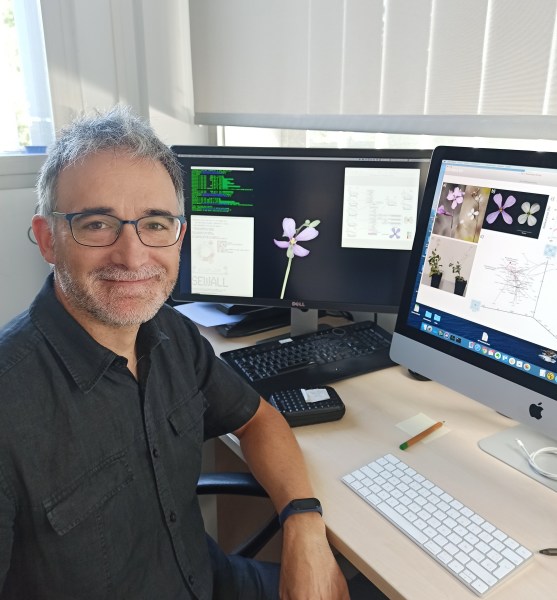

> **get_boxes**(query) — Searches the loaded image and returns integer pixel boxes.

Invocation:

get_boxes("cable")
[516,439,557,481]
[27,226,38,245]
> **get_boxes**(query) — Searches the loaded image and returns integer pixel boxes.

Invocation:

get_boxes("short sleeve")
[160,307,261,441]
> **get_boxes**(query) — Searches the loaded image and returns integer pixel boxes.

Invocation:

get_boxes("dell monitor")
[390,145,557,490]
[171,145,431,336]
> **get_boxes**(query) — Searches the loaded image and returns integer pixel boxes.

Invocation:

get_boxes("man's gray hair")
[36,105,184,216]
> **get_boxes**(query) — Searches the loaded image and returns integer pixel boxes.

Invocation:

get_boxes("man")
[0,107,349,599]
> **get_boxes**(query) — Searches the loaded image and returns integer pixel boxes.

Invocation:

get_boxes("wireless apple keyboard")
[342,453,533,596]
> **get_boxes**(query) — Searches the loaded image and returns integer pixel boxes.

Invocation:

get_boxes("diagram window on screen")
[341,167,420,251]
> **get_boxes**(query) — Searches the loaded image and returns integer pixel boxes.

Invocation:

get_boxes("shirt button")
[152,447,159,458]
[169,511,177,523]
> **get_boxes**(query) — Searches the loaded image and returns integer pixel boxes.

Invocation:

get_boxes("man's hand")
[279,513,350,600]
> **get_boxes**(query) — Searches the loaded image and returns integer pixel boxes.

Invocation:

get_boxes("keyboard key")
[376,502,428,544]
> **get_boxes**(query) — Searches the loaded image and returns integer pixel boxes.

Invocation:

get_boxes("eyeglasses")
[51,211,186,248]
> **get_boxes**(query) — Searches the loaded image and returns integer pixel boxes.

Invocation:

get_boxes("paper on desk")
[301,388,330,403]
[174,303,244,327]
[396,413,448,444]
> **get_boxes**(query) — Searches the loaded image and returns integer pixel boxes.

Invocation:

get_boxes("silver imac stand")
[479,425,557,492]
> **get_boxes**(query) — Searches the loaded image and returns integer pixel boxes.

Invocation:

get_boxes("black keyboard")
[220,320,395,398]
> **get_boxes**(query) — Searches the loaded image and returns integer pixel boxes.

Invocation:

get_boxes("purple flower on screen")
[437,206,452,216]
[486,193,516,225]
[273,217,319,257]
[447,187,464,209]
[274,217,320,298]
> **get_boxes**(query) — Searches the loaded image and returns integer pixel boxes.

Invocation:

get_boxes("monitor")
[171,145,431,335]
[390,145,557,490]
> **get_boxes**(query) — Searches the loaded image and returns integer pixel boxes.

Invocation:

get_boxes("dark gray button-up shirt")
[0,275,260,599]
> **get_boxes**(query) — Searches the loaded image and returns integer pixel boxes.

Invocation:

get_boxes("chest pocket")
[38,451,134,599]
[43,451,133,536]
[164,393,208,502]
[167,391,207,443]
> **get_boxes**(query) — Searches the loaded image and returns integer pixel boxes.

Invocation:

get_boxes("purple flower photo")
[447,186,464,209]
[274,217,320,299]
[486,193,516,225]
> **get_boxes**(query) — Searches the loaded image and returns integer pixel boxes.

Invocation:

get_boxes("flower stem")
[280,256,293,299]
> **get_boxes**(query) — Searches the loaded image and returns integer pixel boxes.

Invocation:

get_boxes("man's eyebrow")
[72,208,178,217]
[145,209,177,217]
[75,207,115,215]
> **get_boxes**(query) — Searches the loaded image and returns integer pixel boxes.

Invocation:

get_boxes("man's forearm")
[235,399,351,599]
[234,399,315,513]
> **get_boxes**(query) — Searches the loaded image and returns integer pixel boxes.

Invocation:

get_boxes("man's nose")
[108,222,149,267]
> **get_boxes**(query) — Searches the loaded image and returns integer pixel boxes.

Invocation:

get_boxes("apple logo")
[529,402,544,420]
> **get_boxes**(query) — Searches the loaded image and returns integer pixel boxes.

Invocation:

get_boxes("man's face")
[34,150,185,329]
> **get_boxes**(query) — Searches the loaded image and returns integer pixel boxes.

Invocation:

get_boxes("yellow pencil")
[399,421,444,450]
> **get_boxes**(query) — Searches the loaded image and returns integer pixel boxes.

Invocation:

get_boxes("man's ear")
[32,215,55,264]
[177,220,187,251]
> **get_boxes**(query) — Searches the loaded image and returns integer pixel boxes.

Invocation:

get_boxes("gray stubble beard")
[54,263,176,328]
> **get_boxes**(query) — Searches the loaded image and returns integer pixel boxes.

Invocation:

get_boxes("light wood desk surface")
[199,321,557,600]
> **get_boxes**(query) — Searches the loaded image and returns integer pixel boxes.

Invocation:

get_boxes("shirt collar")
[30,273,167,394]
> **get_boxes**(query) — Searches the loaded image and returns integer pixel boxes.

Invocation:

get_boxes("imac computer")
[390,145,557,490]
[171,145,431,337]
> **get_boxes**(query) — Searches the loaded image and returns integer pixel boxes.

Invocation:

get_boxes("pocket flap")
[167,394,207,436]
[43,452,133,536]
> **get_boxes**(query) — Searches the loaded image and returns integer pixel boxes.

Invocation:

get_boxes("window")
[0,0,54,154]
[220,127,557,153]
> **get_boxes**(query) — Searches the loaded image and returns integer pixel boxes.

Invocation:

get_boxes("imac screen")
[391,146,557,484]
[171,146,431,315]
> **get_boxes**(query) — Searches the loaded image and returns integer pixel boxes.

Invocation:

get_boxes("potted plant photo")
[428,248,443,288]
[449,260,467,296]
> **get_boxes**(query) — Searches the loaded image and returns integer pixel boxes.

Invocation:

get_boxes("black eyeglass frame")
[51,211,186,248]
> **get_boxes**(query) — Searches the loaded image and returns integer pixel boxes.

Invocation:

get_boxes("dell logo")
[291,301,306,308]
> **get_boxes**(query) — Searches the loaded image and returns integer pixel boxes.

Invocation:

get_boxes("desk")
[199,321,557,600]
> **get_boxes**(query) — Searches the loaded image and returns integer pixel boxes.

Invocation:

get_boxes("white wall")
[0,187,50,326]
[0,155,51,326]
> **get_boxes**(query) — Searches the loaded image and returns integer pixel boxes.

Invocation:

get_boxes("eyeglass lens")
[70,213,182,247]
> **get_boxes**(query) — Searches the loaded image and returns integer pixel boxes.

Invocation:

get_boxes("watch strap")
[278,497,323,527]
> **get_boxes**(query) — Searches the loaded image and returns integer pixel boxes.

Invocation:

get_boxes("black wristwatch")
[278,497,323,527]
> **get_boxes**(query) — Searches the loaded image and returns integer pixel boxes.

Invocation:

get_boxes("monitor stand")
[216,306,291,338]
[253,308,331,344]
[478,424,557,492]
[217,306,329,340]
[290,307,319,336]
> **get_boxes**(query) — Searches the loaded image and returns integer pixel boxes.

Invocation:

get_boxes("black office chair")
[196,472,280,558]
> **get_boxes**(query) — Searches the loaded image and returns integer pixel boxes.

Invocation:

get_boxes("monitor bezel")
[171,145,432,314]
[392,145,557,435]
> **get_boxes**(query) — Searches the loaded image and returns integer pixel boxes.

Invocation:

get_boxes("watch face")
[292,498,320,510]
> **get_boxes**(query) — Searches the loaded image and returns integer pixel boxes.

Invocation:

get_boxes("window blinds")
[189,0,557,139]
